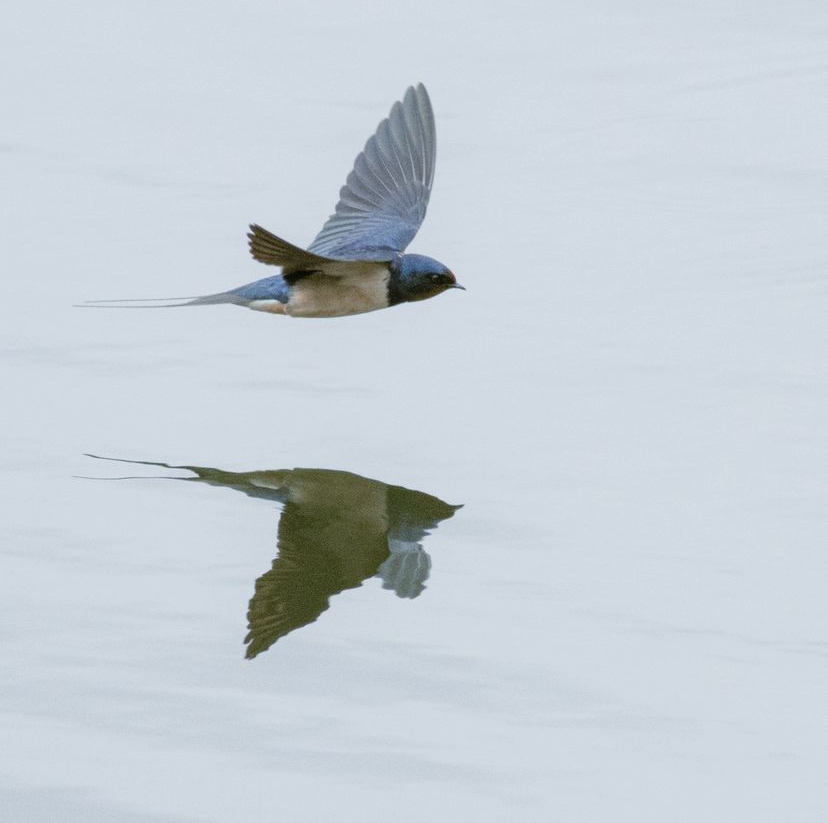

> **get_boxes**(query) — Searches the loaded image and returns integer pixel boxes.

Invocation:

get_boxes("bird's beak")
[450,283,466,290]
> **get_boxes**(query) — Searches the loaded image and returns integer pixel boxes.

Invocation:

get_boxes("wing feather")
[307,83,436,260]
[247,223,335,270]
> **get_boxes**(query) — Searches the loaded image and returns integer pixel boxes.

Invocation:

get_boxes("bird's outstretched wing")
[247,223,337,270]
[307,83,436,261]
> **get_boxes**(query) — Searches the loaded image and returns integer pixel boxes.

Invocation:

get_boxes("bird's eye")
[429,273,440,281]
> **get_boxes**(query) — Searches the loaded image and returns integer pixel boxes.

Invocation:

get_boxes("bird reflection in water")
[86,456,461,659]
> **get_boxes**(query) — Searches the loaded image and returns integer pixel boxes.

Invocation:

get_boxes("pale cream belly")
[248,300,287,314]
[285,265,391,318]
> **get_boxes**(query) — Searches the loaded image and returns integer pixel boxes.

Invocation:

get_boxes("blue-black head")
[389,254,464,305]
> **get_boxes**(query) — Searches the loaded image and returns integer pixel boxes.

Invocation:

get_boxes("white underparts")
[285,264,391,318]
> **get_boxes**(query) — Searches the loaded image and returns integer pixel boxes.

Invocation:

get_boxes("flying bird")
[83,84,462,318]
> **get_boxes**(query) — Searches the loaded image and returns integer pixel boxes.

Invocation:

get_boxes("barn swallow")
[82,84,462,318]
[85,455,461,657]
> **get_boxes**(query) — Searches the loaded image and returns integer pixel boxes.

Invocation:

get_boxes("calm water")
[2,1,827,820]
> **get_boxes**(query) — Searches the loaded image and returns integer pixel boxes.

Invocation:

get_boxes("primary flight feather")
[83,84,462,318]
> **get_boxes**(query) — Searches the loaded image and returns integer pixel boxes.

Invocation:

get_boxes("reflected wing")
[307,84,436,261]
[244,499,389,658]
[376,539,432,599]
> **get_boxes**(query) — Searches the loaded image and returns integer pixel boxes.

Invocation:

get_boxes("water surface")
[2,1,827,820]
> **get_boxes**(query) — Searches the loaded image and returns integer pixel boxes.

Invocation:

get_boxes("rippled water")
[2,1,827,820]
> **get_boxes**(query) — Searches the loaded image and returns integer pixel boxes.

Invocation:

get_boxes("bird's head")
[394,254,464,303]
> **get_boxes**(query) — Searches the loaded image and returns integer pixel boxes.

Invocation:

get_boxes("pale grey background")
[1,1,826,820]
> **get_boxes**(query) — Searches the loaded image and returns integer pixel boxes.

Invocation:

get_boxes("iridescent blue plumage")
[388,254,459,306]
[227,275,290,303]
[81,84,461,318]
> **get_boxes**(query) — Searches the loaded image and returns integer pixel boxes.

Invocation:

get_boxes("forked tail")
[75,292,242,309]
